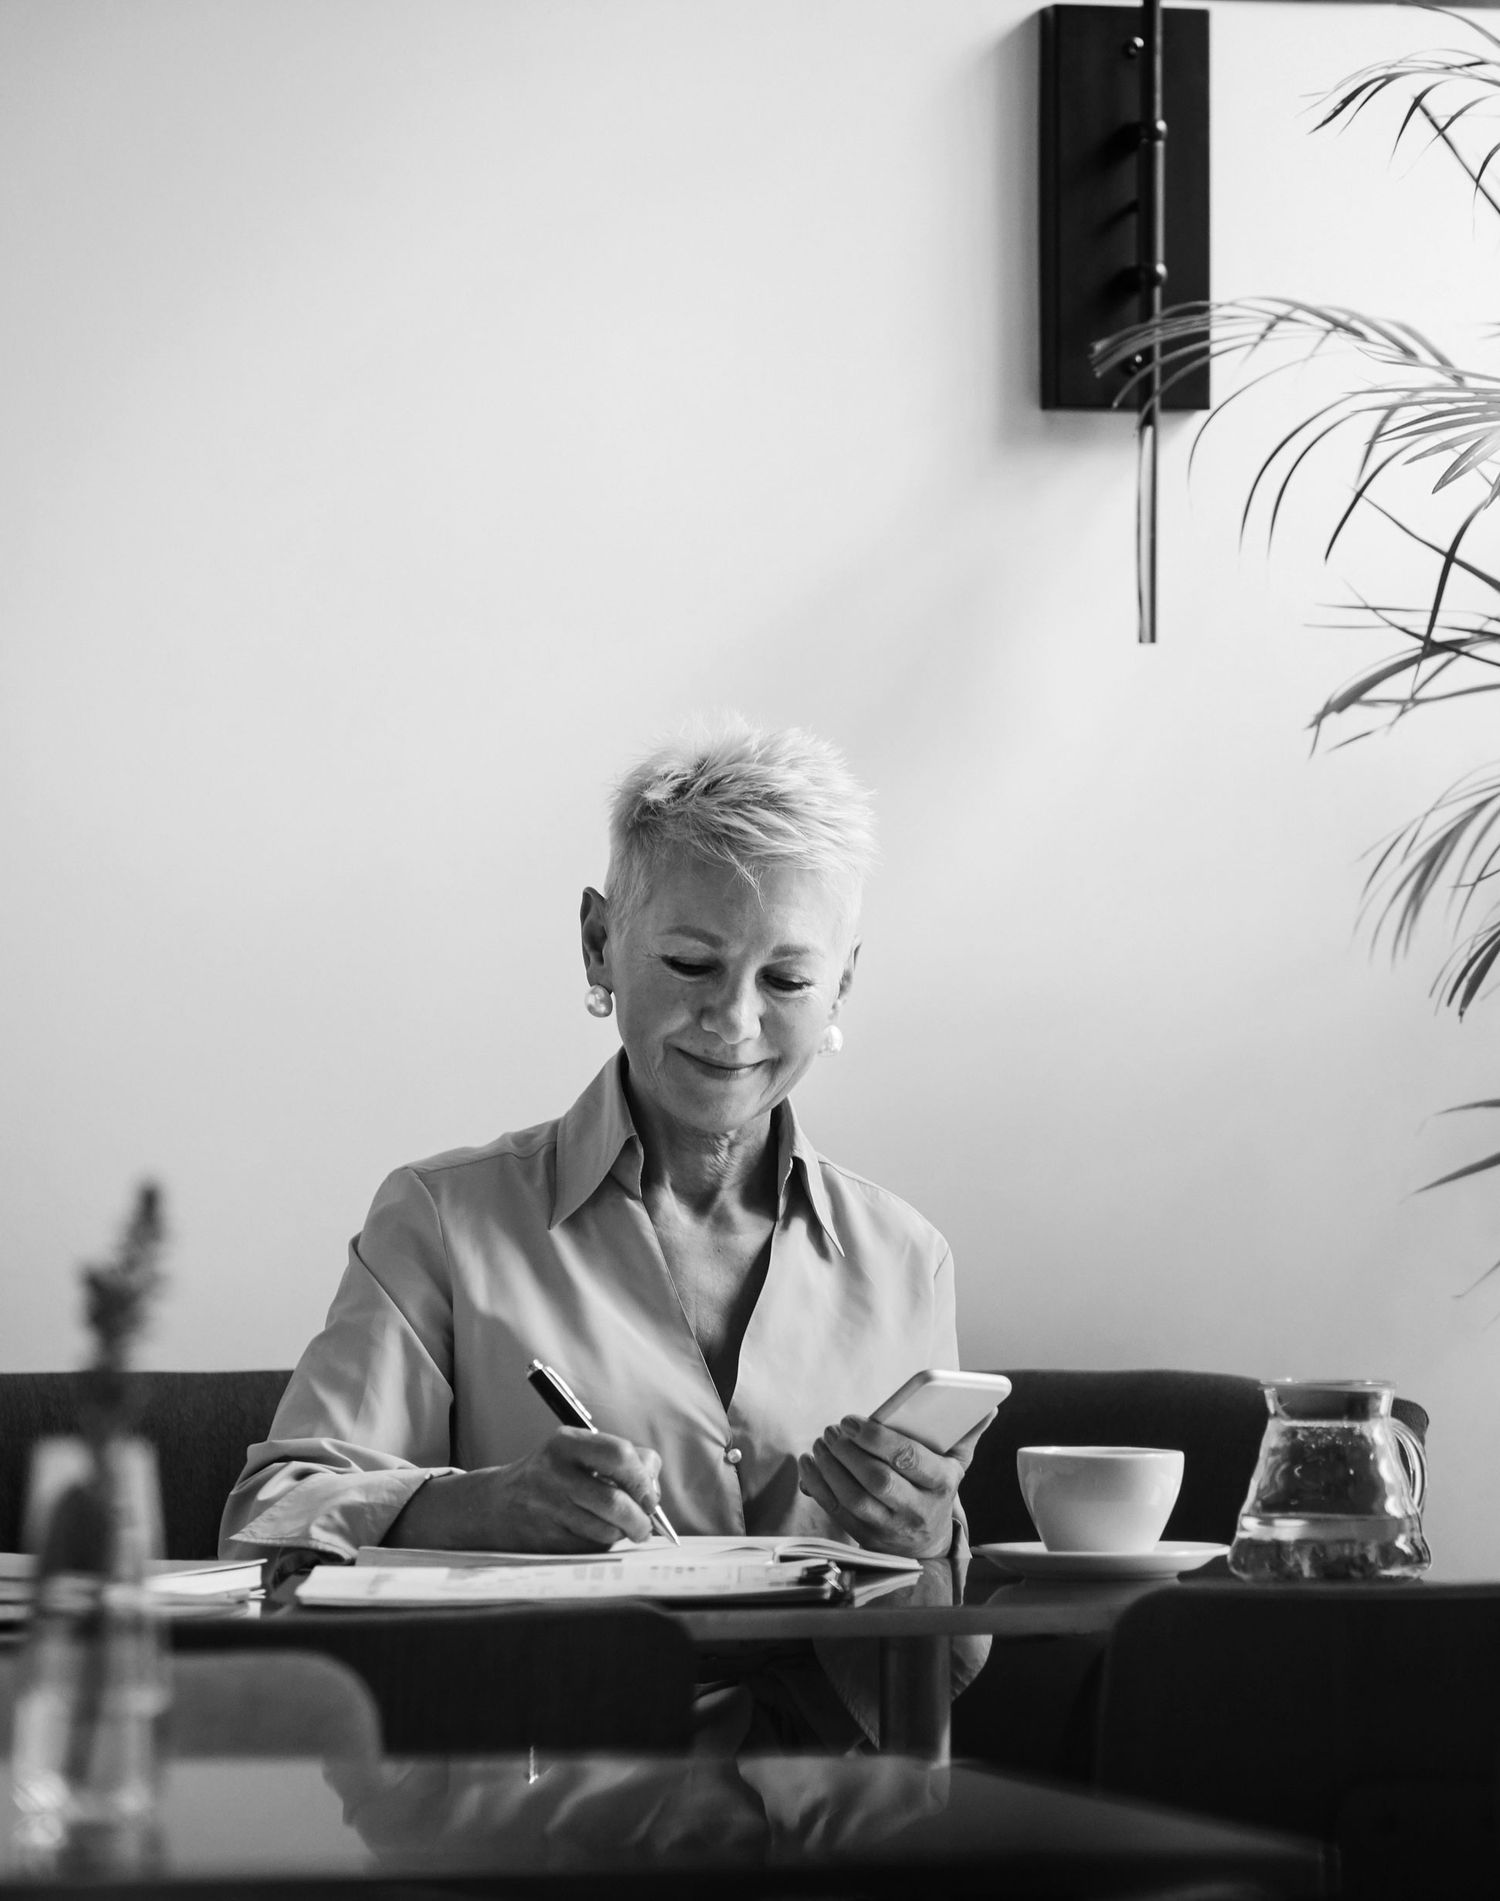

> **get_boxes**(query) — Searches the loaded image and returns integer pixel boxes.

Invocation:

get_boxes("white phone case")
[871,1369,1012,1454]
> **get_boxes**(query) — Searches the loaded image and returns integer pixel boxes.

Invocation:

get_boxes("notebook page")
[301,1558,842,1606]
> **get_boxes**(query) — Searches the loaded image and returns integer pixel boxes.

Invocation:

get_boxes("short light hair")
[605,716,877,925]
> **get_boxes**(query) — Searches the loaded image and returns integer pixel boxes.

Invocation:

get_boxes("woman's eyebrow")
[661,925,722,945]
[660,924,818,959]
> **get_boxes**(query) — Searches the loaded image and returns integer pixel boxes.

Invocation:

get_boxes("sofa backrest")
[0,1370,291,1559]
[1,1364,1429,1561]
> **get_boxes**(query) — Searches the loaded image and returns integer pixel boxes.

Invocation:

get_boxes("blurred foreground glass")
[10,1436,168,1875]
[1229,1380,1429,1582]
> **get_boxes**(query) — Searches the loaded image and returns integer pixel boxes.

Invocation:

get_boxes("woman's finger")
[552,1428,661,1520]
[796,1455,856,1530]
[809,1438,892,1525]
[833,1416,951,1492]
[579,1470,655,1541]
[799,1449,951,1557]
[519,1472,633,1550]
[815,1428,903,1505]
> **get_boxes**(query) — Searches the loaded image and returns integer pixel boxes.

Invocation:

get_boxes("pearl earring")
[585,984,614,1019]
[818,1024,844,1056]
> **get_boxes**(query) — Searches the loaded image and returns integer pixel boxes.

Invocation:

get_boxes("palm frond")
[1294,513,1500,739]
[1097,14,1500,1241]
[1415,7,1500,61]
[1095,16,1500,1234]
[1438,917,1500,1016]
[1419,1146,1500,1192]
[1094,303,1500,534]
[1360,768,1500,969]
[1422,493,1498,649]
[1358,492,1500,597]
[1326,444,1411,556]
[1311,629,1494,736]
[1315,44,1500,159]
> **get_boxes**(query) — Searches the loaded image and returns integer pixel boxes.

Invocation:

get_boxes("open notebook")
[353,1535,919,1574]
[294,1536,922,1609]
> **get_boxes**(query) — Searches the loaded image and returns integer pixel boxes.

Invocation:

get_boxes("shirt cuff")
[221,1466,456,1562]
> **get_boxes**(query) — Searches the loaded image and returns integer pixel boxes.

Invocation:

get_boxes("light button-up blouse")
[222,1055,968,1567]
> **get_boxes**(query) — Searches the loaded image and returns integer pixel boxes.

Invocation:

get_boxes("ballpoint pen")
[526,1357,682,1546]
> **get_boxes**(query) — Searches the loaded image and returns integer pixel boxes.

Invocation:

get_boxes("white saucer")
[974,1540,1228,1581]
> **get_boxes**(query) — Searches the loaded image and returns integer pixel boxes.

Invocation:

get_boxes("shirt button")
[724,1445,743,1466]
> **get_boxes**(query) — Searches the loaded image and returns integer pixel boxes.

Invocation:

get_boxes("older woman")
[221,720,989,1737]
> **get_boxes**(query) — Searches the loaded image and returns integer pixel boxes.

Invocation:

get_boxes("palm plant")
[1093,7,1500,1229]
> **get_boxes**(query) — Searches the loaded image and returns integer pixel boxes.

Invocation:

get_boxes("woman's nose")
[701,975,760,1044]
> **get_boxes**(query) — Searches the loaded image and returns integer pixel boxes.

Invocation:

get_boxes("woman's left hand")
[796,1411,996,1559]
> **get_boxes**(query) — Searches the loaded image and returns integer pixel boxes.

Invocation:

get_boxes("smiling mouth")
[678,1050,763,1077]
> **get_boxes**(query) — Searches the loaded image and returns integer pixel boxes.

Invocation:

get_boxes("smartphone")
[871,1369,1012,1455]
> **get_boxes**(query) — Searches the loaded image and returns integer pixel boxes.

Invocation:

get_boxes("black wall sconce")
[1039,2,1211,642]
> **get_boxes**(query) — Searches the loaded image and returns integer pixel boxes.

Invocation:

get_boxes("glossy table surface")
[673,1550,1170,1642]
[0,1554,1215,1767]
[0,1751,1329,1898]
[0,1552,1164,1642]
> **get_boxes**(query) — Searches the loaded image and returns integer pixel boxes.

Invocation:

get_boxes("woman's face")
[585,853,858,1142]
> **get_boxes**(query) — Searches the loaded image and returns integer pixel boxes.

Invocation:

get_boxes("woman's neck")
[626,1084,780,1223]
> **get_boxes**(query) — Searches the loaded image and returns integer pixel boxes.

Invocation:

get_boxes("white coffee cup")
[1017,1445,1185,1554]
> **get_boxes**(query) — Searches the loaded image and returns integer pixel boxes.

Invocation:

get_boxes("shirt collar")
[551,1052,844,1255]
[775,1093,845,1257]
[551,1054,643,1228]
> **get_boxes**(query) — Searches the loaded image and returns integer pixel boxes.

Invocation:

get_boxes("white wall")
[4,0,1497,1569]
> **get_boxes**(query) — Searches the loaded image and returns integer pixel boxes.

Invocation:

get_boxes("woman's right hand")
[385,1428,665,1554]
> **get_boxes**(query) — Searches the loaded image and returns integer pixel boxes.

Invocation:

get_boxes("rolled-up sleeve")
[219,1168,462,1559]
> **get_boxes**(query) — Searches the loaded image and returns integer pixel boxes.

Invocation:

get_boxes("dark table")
[0,1750,1330,1898]
[2,1549,1186,1764]
[673,1551,1170,1758]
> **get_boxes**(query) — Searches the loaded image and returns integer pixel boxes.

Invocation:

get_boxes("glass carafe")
[1228,1379,1429,1581]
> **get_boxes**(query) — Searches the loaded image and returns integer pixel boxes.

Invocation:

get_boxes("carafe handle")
[1393,1418,1427,1511]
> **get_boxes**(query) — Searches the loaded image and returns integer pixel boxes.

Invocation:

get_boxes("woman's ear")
[835,939,861,1008]
[579,887,611,985]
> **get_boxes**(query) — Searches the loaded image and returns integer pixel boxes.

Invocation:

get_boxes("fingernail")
[840,1416,858,1432]
[826,1423,842,1441]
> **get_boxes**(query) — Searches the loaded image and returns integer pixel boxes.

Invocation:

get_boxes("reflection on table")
[0,1749,1329,1898]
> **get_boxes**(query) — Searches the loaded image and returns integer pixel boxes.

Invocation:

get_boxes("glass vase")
[10,1435,169,1875]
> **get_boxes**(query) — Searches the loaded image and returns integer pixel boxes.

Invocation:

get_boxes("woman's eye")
[664,958,713,977]
[766,975,813,994]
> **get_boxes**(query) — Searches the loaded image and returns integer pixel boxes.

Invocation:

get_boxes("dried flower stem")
[78,1183,165,1440]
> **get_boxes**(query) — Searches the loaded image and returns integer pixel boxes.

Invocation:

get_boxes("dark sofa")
[0,1365,1428,1561]
[0,1369,291,1559]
